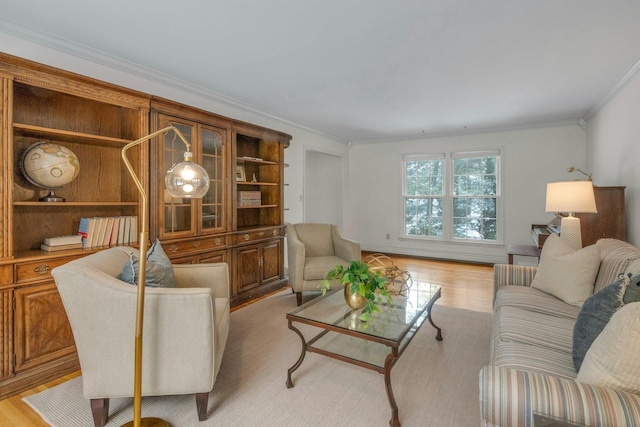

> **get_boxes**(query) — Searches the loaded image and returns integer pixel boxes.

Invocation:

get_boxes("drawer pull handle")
[259,232,264,237]
[243,234,250,241]
[193,241,200,247]
[34,264,51,275]
[169,245,178,253]
[272,230,278,236]
[214,238,221,245]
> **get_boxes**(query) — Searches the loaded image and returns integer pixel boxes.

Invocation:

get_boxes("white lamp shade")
[545,181,597,214]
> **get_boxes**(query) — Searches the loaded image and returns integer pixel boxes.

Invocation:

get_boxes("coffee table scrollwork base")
[286,284,442,427]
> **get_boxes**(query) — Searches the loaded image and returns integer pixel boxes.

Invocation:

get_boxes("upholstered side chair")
[287,223,361,305]
[51,246,230,427]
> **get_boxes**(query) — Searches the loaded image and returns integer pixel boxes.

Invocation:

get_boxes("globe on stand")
[21,141,80,202]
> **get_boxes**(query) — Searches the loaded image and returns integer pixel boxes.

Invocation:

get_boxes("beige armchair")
[51,246,230,427]
[287,223,361,305]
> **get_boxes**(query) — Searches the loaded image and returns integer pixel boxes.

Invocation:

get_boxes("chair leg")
[196,392,209,421]
[90,398,109,427]
[296,292,302,306]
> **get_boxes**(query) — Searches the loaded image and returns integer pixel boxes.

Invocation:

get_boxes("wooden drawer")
[163,236,228,257]
[0,265,13,287]
[14,257,78,284]
[235,228,283,245]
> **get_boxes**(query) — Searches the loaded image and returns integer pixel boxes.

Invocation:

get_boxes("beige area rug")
[24,290,492,427]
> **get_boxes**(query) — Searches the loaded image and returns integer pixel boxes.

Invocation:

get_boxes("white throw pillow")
[577,302,640,393]
[531,234,600,306]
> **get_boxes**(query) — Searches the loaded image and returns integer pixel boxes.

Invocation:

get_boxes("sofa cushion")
[577,302,640,393]
[573,273,640,372]
[493,341,577,379]
[121,239,175,288]
[304,256,349,280]
[594,238,640,293]
[480,366,640,427]
[494,285,580,319]
[531,234,600,307]
[492,306,576,355]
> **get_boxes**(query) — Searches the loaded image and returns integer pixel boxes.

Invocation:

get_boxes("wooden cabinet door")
[199,125,227,235]
[14,283,76,373]
[235,245,261,294]
[0,289,13,381]
[199,250,228,265]
[157,117,198,239]
[261,239,282,284]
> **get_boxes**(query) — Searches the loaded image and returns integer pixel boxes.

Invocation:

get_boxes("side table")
[507,244,540,265]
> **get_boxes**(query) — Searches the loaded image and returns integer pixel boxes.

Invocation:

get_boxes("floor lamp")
[545,181,597,250]
[121,125,210,427]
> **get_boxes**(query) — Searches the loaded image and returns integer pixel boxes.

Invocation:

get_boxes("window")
[404,156,444,237]
[403,151,500,242]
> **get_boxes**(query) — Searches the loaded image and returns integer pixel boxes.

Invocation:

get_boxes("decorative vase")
[344,284,367,309]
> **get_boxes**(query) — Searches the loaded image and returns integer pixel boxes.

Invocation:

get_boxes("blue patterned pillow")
[121,239,175,288]
[573,273,640,372]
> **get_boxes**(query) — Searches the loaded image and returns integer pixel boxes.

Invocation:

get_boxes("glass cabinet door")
[162,121,195,236]
[200,126,225,233]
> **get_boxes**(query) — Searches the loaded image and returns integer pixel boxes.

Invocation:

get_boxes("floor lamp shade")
[545,181,598,250]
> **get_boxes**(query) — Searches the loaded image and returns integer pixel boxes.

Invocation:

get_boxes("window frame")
[402,154,446,239]
[401,150,503,244]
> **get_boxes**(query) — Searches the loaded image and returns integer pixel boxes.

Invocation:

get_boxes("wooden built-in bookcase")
[0,52,290,399]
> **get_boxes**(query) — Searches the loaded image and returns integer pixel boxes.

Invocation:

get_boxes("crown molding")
[582,56,640,121]
[0,19,349,144]
[349,119,580,145]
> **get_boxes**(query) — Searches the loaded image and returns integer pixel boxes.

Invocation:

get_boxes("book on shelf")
[238,190,261,206]
[109,217,121,246]
[130,216,138,244]
[84,218,96,248]
[123,216,132,245]
[78,215,138,249]
[77,218,90,242]
[41,242,83,252]
[44,234,83,246]
[101,217,115,247]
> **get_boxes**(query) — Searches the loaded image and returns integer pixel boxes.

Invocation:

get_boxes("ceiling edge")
[582,56,640,122]
[350,119,581,145]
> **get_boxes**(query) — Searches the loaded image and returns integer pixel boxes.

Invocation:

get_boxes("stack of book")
[78,216,138,249]
[238,191,261,206]
[41,235,84,252]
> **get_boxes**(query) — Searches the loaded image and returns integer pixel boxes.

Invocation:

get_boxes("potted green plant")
[319,260,392,322]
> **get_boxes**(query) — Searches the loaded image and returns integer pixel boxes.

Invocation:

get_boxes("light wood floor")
[0,254,494,427]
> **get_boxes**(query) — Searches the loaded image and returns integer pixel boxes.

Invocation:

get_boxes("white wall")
[303,151,344,227]
[586,71,640,246]
[348,125,587,264]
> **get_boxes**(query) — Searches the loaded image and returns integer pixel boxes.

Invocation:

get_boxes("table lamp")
[121,125,210,427]
[545,181,597,250]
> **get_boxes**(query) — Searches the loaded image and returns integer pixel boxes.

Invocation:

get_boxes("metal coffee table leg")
[286,320,307,388]
[426,288,443,341]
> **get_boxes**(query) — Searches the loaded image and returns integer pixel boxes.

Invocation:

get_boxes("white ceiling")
[2,1,640,143]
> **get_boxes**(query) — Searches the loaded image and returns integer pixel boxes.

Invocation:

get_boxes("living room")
[1,2,640,426]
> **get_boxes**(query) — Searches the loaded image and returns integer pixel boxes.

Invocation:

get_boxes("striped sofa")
[480,238,640,427]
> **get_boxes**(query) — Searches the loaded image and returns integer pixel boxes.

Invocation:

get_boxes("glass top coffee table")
[286,282,442,427]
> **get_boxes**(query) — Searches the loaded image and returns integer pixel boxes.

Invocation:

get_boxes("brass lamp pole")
[121,125,210,427]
